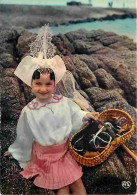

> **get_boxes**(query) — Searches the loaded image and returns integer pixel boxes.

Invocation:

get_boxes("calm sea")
[28,18,137,42]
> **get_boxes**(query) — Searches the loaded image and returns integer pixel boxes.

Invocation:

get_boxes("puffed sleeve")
[67,98,87,134]
[8,108,34,163]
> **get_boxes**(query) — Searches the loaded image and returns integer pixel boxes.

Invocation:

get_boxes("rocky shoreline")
[0,4,136,29]
[1,27,137,194]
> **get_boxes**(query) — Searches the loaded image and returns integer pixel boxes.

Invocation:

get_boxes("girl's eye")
[46,83,52,86]
[35,82,41,85]
[46,83,53,86]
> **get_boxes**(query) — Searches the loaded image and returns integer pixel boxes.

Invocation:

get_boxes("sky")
[0,0,136,8]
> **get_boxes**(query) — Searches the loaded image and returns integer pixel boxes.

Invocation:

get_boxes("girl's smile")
[31,73,55,103]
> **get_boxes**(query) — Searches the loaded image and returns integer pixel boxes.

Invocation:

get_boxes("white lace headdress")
[14,24,66,86]
[55,71,90,109]
[14,24,89,109]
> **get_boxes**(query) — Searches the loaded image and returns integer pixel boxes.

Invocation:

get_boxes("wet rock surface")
[1,28,137,194]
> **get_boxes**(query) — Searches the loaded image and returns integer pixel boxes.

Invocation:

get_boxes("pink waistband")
[33,137,69,155]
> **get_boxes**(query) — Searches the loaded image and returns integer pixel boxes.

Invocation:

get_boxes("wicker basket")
[69,109,134,167]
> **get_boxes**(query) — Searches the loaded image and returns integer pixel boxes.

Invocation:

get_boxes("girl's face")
[32,73,55,103]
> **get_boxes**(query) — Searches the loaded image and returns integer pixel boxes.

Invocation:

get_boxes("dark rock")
[94,68,121,89]
[60,55,75,72]
[85,87,137,130]
[70,55,99,89]
[89,52,136,107]
[85,87,106,105]
[82,152,136,194]
[52,34,75,55]
[74,40,104,54]
[1,74,26,119]
[86,87,131,110]
[17,30,35,58]
[78,54,98,71]
[66,30,88,43]
[0,53,17,68]
[0,28,19,56]
[2,68,15,77]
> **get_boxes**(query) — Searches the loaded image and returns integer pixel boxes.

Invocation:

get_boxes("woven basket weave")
[69,109,134,167]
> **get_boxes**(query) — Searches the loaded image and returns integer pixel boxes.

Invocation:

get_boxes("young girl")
[4,26,99,194]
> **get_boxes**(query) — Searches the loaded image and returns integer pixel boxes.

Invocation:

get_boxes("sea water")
[29,18,137,42]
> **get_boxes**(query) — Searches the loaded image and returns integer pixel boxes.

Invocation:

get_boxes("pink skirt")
[20,138,82,190]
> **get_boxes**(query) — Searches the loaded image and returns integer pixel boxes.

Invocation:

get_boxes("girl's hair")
[32,68,55,82]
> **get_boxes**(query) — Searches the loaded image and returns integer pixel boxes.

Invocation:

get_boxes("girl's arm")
[68,98,87,132]
[68,98,99,134]
[7,109,34,164]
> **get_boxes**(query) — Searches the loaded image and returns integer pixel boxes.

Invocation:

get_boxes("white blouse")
[8,95,87,163]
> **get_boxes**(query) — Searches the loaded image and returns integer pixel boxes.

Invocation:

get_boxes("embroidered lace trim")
[29,24,56,59]
[27,94,63,110]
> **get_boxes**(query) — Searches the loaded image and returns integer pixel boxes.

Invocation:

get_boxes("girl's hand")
[86,112,99,120]
[4,151,13,159]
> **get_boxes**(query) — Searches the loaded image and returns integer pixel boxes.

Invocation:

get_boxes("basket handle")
[74,99,116,138]
[95,119,116,139]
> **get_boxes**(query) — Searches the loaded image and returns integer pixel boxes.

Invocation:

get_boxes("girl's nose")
[40,85,48,92]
